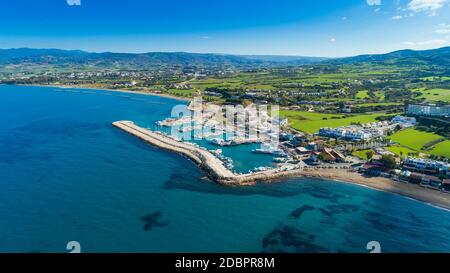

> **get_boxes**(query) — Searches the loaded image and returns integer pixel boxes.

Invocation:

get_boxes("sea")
[0,84,449,253]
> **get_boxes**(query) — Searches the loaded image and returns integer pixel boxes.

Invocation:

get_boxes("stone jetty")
[113,121,303,185]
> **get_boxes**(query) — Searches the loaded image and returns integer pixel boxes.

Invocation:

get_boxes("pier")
[113,121,304,185]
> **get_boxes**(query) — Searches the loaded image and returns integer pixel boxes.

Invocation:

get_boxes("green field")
[280,110,386,133]
[388,128,443,151]
[429,140,450,159]
[352,149,373,160]
[167,89,197,97]
[356,102,401,107]
[374,91,385,101]
[356,90,369,99]
[387,145,418,157]
[415,88,450,102]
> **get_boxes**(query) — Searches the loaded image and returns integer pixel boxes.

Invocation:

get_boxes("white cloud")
[367,0,382,5]
[392,15,403,19]
[330,38,336,43]
[374,7,381,12]
[342,16,348,20]
[201,36,211,40]
[67,0,81,6]
[403,39,447,47]
[435,23,450,34]
[407,0,447,15]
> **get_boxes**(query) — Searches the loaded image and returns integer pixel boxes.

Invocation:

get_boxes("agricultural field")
[421,76,450,81]
[429,140,450,159]
[388,128,444,151]
[279,110,387,133]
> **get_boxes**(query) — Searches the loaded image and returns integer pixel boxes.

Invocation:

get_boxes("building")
[406,103,450,118]
[419,174,442,190]
[320,148,347,163]
[359,162,386,176]
[403,157,449,175]
[442,180,450,193]
[391,116,416,127]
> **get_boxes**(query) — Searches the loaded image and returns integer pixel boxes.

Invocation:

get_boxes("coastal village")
[115,97,450,202]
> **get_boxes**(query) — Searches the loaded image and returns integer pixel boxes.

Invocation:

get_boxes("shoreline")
[15,83,192,102]
[283,168,450,211]
[8,84,449,211]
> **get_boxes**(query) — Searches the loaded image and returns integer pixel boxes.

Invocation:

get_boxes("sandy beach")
[20,83,192,102]
[285,168,450,211]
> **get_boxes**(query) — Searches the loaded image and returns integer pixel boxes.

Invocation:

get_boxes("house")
[320,148,347,163]
[401,171,443,189]
[442,180,450,193]
[296,147,313,155]
[419,174,442,190]
[360,162,386,176]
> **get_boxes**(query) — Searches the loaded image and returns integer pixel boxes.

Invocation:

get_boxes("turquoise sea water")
[0,85,449,253]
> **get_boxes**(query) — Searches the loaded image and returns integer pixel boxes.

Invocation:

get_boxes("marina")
[113,121,305,184]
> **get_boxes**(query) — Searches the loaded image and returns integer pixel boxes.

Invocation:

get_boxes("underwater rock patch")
[140,211,168,231]
[289,205,315,219]
[262,225,328,253]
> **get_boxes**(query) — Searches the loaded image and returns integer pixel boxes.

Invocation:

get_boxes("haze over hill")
[0,46,449,73]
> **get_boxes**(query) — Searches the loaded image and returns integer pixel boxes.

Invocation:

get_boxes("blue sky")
[1,0,450,57]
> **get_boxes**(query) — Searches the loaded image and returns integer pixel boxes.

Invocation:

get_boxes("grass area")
[388,128,443,151]
[167,89,197,97]
[356,90,369,99]
[356,102,402,107]
[280,110,386,133]
[374,91,385,101]
[387,145,418,157]
[352,149,373,160]
[415,88,450,102]
[429,140,450,159]
[421,76,450,81]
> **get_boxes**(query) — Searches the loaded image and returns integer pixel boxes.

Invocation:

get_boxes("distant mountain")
[327,46,450,66]
[0,48,327,71]
[1,47,449,73]
[239,55,329,64]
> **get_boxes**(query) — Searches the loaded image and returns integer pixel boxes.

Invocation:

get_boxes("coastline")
[113,120,450,211]
[285,168,450,211]
[8,84,449,211]
[16,83,192,102]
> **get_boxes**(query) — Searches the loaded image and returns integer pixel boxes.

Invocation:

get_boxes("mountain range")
[0,46,449,72]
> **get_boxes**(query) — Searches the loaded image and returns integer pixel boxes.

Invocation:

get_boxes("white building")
[391,116,416,127]
[406,104,449,117]
[404,157,450,173]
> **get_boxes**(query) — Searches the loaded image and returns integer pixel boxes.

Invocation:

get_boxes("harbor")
[113,121,305,185]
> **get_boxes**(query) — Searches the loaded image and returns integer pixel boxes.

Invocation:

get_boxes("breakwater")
[113,121,304,184]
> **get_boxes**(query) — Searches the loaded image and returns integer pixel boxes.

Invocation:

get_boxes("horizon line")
[0,45,449,59]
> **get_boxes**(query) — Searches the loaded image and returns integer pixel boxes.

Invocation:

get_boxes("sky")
[1,0,450,57]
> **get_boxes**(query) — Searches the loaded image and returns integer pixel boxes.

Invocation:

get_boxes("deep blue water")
[0,85,449,253]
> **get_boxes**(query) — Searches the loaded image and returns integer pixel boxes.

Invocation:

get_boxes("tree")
[366,150,375,161]
[242,99,253,107]
[381,154,397,170]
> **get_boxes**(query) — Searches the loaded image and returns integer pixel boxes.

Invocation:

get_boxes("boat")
[273,157,287,163]
[253,166,270,172]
